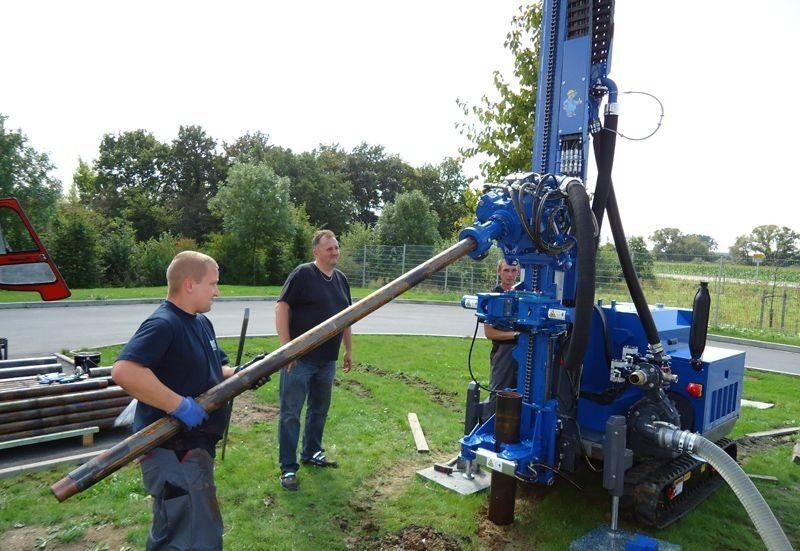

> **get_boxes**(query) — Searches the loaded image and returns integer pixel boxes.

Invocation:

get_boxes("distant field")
[655,260,800,284]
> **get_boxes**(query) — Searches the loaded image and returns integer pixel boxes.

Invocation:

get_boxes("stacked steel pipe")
[0,355,131,444]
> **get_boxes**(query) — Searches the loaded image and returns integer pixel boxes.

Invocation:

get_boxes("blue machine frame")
[456,0,745,487]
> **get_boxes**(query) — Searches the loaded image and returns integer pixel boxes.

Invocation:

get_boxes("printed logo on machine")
[562,89,583,118]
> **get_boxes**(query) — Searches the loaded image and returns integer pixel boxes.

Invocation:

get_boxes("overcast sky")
[2,0,798,250]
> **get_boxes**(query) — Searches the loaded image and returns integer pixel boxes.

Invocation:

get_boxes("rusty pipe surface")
[0,396,132,424]
[0,406,126,435]
[51,237,477,501]
[0,416,118,443]
[0,379,110,401]
[0,387,129,414]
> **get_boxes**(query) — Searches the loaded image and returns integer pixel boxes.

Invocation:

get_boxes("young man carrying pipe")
[111,251,235,551]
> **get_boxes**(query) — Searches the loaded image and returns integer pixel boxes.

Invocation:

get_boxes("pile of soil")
[364,525,464,551]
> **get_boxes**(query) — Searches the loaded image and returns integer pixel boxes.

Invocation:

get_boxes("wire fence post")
[362,245,367,287]
[713,257,723,327]
[444,265,449,292]
[780,289,788,331]
[401,244,406,276]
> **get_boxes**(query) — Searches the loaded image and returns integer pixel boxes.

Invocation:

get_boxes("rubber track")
[622,438,737,529]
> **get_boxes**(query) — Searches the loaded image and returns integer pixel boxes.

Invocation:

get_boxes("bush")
[133,233,179,286]
[47,203,104,288]
[99,220,137,287]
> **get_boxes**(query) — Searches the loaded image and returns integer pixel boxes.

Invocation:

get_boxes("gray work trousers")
[140,447,222,551]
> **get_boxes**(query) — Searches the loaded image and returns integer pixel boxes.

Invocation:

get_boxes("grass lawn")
[1,336,798,550]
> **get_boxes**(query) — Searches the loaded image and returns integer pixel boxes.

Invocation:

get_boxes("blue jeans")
[278,358,336,472]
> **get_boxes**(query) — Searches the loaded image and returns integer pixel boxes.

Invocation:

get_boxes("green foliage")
[203,232,264,285]
[164,125,228,241]
[649,227,717,261]
[595,242,622,285]
[375,190,440,247]
[347,142,414,226]
[133,233,179,287]
[0,114,62,230]
[408,157,472,239]
[456,4,543,181]
[46,203,104,288]
[730,224,800,264]
[209,161,293,284]
[628,236,654,279]
[98,220,137,287]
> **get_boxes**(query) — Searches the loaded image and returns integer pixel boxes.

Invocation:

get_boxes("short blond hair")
[166,251,218,294]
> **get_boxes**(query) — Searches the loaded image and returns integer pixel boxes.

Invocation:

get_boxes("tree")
[628,236,654,279]
[347,142,414,226]
[456,4,543,181]
[409,157,472,239]
[649,228,716,261]
[209,162,293,284]
[0,114,62,229]
[375,190,440,246]
[98,220,138,286]
[164,125,228,241]
[47,203,104,288]
[730,225,800,264]
[89,130,169,217]
[224,131,272,165]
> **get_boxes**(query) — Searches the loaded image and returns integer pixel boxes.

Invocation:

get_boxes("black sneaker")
[280,471,299,491]
[301,451,338,468]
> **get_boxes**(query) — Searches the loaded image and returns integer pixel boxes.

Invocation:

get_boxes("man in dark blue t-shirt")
[112,251,235,551]
[484,258,521,400]
[275,229,352,491]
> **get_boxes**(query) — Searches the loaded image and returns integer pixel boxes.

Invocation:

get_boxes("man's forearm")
[343,327,352,353]
[275,301,292,346]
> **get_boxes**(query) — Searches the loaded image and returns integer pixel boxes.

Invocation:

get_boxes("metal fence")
[337,244,800,336]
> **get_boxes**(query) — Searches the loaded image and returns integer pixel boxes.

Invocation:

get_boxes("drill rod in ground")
[51,237,477,502]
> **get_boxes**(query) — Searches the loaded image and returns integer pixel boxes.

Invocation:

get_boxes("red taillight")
[686,383,703,398]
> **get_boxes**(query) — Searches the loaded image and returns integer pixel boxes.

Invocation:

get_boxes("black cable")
[523,463,583,490]
[467,319,494,394]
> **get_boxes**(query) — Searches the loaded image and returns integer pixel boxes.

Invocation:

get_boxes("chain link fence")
[337,244,800,336]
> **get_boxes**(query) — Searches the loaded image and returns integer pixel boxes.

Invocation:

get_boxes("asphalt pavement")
[2,298,798,375]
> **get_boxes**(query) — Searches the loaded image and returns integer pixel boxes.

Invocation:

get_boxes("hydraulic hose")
[590,112,618,235]
[605,184,663,357]
[562,180,596,376]
[651,426,794,551]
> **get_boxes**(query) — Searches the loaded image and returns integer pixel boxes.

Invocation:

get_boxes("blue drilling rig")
[454,0,757,534]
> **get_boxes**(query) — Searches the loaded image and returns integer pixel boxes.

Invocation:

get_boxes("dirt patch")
[230,390,279,427]
[1,522,132,551]
[736,434,798,462]
[359,363,459,410]
[362,525,464,551]
[334,377,374,399]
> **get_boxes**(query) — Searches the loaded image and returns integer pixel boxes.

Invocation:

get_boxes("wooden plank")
[744,427,800,439]
[0,449,105,480]
[747,474,778,482]
[740,399,775,410]
[0,426,99,450]
[407,413,429,453]
[792,442,800,465]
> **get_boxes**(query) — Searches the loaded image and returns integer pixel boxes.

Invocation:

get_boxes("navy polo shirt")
[117,301,229,445]
[278,262,351,361]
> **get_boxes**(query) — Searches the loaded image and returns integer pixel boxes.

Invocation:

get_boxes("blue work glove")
[169,396,208,429]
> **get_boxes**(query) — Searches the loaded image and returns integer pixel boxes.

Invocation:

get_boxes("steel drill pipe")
[0,356,56,368]
[0,387,129,414]
[0,396,132,424]
[51,237,477,502]
[0,364,61,379]
[0,416,119,443]
[0,379,110,401]
[0,406,126,435]
[87,367,113,378]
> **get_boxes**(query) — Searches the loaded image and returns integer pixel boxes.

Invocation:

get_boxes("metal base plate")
[570,525,681,551]
[416,465,491,495]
